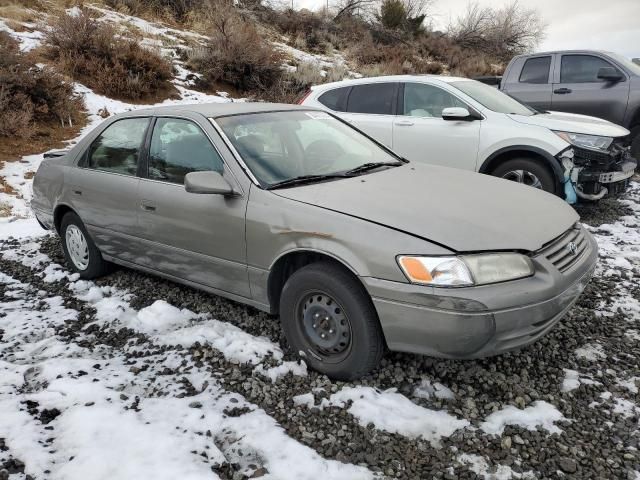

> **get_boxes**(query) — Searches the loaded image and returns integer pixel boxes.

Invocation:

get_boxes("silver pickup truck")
[498,50,640,161]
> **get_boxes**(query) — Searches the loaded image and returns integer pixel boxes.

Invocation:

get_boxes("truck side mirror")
[597,67,623,83]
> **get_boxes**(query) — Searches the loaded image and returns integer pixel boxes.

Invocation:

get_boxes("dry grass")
[43,8,177,102]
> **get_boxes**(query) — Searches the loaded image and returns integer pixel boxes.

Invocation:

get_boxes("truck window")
[347,83,396,115]
[560,55,623,83]
[519,56,551,84]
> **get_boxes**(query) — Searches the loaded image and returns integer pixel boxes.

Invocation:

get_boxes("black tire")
[279,262,384,380]
[60,212,110,279]
[491,157,558,195]
[630,125,640,161]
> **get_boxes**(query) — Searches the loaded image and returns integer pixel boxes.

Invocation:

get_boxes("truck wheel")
[630,126,640,160]
[491,158,557,195]
[279,262,384,380]
[60,212,110,279]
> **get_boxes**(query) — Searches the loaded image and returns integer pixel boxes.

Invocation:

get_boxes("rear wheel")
[279,262,384,380]
[491,157,557,195]
[60,212,110,279]
[630,125,640,161]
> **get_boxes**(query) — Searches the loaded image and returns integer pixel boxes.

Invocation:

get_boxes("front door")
[552,54,630,123]
[136,117,249,297]
[67,116,149,262]
[503,55,553,111]
[392,82,481,171]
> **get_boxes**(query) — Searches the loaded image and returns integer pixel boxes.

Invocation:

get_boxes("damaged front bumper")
[558,142,637,202]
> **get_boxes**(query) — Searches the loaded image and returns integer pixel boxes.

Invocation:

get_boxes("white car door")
[392,82,481,171]
[339,82,398,149]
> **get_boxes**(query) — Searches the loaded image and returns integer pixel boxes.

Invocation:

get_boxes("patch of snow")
[480,401,566,435]
[458,454,536,479]
[326,386,469,445]
[561,369,601,392]
[575,343,606,361]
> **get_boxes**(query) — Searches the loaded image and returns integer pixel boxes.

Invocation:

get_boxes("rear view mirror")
[185,171,234,195]
[597,67,623,82]
[442,107,474,121]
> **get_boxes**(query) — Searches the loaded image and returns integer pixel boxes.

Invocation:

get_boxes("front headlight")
[397,253,534,287]
[553,131,613,152]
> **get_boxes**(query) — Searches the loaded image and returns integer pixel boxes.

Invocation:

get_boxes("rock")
[558,458,578,473]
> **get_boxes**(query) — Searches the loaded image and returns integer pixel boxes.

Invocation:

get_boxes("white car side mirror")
[442,107,473,121]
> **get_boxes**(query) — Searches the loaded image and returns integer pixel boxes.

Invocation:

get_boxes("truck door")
[551,53,630,122]
[502,55,553,111]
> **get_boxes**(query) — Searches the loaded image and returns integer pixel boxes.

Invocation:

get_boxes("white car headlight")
[398,253,534,287]
[553,131,613,152]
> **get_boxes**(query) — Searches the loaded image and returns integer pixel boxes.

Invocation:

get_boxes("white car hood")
[508,111,629,138]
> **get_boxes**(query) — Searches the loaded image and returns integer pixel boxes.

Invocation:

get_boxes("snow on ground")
[480,401,566,435]
[457,454,536,480]
[561,368,601,392]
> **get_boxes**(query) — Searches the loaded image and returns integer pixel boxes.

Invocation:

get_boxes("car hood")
[272,163,578,252]
[508,111,629,137]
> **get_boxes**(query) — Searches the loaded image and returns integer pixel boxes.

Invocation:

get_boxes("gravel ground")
[1,187,639,480]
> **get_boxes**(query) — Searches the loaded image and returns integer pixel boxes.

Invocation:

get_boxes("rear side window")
[318,87,348,111]
[87,117,149,176]
[347,83,396,115]
[519,56,551,84]
[560,55,622,83]
[148,118,224,184]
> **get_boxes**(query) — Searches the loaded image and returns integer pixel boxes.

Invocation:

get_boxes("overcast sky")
[291,0,640,59]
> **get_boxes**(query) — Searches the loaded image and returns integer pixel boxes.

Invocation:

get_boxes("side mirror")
[597,67,623,82]
[185,171,235,195]
[442,107,475,121]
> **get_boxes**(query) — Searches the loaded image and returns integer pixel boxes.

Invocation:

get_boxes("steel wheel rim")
[502,169,543,189]
[298,291,352,362]
[65,225,89,270]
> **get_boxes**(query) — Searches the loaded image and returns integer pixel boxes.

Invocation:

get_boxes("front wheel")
[491,157,558,195]
[279,262,384,380]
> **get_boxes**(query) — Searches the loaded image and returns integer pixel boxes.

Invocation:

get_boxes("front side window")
[347,83,396,115]
[87,117,149,175]
[519,56,551,84]
[216,111,400,186]
[148,118,224,184]
[560,55,622,83]
[403,83,467,118]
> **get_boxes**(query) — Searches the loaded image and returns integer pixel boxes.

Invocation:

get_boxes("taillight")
[296,89,312,105]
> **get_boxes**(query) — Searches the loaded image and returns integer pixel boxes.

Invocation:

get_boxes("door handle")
[395,120,414,126]
[72,190,82,195]
[141,203,156,212]
[553,88,572,94]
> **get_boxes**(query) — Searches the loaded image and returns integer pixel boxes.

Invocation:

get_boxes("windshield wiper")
[265,174,348,190]
[342,161,404,176]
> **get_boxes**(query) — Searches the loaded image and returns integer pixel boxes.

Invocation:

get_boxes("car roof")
[513,50,614,58]
[114,102,318,119]
[310,75,470,91]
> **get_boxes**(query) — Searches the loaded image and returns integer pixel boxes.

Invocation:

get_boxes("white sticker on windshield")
[305,112,332,120]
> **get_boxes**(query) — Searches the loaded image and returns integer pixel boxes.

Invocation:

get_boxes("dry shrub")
[187,5,282,93]
[44,9,174,101]
[0,32,83,139]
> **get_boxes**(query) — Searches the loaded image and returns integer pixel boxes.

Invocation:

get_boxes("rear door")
[551,53,630,122]
[67,116,149,262]
[340,82,398,148]
[136,116,250,297]
[503,55,554,111]
[392,82,480,171]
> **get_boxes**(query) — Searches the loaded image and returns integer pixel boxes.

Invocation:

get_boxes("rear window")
[346,83,396,115]
[519,56,551,84]
[318,87,348,111]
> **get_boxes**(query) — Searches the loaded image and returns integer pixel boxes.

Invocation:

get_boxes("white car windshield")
[214,111,402,188]
[451,80,536,116]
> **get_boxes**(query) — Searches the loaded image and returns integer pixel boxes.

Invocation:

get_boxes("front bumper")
[573,143,637,198]
[363,228,598,359]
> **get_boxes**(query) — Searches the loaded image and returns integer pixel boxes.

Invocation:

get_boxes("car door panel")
[392,82,481,171]
[135,116,250,297]
[552,54,630,122]
[503,55,554,110]
[341,83,398,148]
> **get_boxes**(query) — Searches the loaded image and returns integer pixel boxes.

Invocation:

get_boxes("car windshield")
[214,111,401,187]
[607,52,640,76]
[451,80,536,116]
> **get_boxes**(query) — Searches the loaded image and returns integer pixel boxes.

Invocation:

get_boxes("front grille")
[537,225,588,273]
